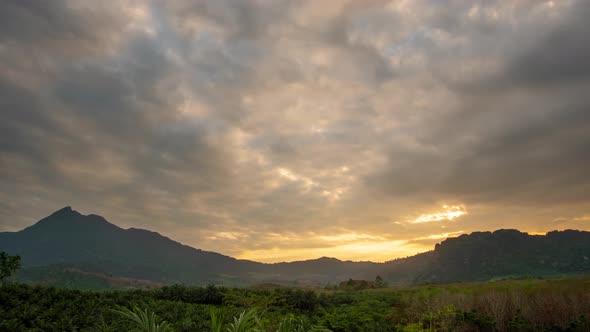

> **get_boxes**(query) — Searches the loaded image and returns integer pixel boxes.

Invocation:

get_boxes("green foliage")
[226,309,260,332]
[1,277,589,332]
[210,306,225,332]
[507,309,530,332]
[158,284,225,304]
[320,298,393,332]
[277,315,332,332]
[461,309,495,331]
[416,229,590,284]
[17,265,113,289]
[395,323,427,332]
[346,279,354,287]
[91,317,117,332]
[114,306,174,332]
[375,275,387,288]
[567,314,590,332]
[277,316,306,332]
[284,289,318,312]
[0,252,21,284]
[421,305,459,332]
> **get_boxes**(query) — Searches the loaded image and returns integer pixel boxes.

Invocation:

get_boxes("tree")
[210,306,225,332]
[374,275,386,288]
[346,278,354,287]
[113,306,174,332]
[226,309,260,332]
[0,252,21,284]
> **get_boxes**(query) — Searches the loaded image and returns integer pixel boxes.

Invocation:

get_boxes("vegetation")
[1,277,589,332]
[210,306,225,332]
[0,252,20,284]
[226,309,260,332]
[412,230,590,284]
[114,306,174,332]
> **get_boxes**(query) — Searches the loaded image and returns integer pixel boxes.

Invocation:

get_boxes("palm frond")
[276,315,332,332]
[210,306,225,332]
[113,306,174,332]
[276,316,305,332]
[226,309,260,332]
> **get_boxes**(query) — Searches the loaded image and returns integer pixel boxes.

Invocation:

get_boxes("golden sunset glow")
[412,231,465,241]
[526,231,548,236]
[226,230,439,263]
[237,238,425,263]
[412,205,468,224]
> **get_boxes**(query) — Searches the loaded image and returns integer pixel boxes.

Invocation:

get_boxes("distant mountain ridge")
[1,207,270,285]
[1,207,589,288]
[414,228,590,283]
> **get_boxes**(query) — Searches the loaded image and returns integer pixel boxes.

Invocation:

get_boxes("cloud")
[411,205,467,224]
[1,0,589,262]
[365,1,590,207]
[507,1,590,86]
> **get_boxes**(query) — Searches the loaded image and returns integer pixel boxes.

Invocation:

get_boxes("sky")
[1,0,589,263]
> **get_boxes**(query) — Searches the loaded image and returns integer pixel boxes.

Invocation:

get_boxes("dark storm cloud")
[508,1,590,85]
[1,0,589,261]
[0,0,114,44]
[367,0,590,207]
[368,88,590,205]
[165,0,292,39]
[0,0,236,230]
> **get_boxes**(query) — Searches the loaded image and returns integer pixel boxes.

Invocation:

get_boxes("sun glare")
[412,204,467,224]
[237,239,423,263]
[412,231,464,241]
[236,232,430,263]
[574,215,590,222]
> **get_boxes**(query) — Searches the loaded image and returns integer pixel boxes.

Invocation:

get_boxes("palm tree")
[210,306,225,332]
[226,309,260,332]
[276,315,332,332]
[277,316,306,332]
[113,306,174,332]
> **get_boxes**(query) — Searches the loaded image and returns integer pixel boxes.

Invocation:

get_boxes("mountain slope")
[1,207,589,287]
[0,207,262,284]
[413,229,590,283]
[0,207,378,285]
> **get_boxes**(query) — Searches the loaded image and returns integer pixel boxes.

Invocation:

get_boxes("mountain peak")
[23,206,121,234]
[49,206,79,218]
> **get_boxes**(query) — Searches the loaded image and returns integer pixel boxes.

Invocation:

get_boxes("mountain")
[1,207,589,288]
[412,229,590,283]
[0,207,378,286]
